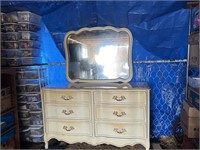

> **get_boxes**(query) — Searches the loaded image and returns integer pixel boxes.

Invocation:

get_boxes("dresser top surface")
[43,82,150,90]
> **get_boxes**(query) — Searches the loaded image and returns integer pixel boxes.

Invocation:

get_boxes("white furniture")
[42,26,150,149]
[42,82,150,149]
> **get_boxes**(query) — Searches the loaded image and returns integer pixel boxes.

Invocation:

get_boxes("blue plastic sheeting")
[1,1,189,60]
[48,64,69,85]
[40,22,65,62]
[1,1,70,16]
[43,1,97,32]
[129,8,189,60]
[42,1,189,60]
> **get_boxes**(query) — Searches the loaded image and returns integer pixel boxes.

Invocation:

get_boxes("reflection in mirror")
[64,26,133,82]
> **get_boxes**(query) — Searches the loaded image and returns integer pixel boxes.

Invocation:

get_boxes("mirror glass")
[64,26,133,82]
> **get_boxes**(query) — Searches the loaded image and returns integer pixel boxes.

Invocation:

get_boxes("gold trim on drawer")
[113,128,127,134]
[46,120,92,136]
[112,96,126,101]
[61,95,73,101]
[95,122,146,138]
[44,91,91,103]
[113,111,126,117]
[45,104,91,120]
[95,105,145,122]
[94,91,146,105]
[63,125,75,131]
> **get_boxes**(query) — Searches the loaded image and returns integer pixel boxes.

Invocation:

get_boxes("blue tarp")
[43,1,189,60]
[1,1,190,138]
[1,1,189,60]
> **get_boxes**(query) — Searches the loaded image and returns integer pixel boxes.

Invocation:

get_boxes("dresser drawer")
[95,122,146,138]
[94,91,146,105]
[46,120,91,136]
[95,105,145,122]
[43,91,91,103]
[45,104,91,120]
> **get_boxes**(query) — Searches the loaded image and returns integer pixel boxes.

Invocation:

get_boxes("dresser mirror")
[64,26,133,83]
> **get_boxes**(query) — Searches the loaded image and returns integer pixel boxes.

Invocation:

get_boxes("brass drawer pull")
[62,109,74,115]
[61,95,73,100]
[112,96,126,101]
[113,111,126,117]
[63,126,74,131]
[113,128,127,134]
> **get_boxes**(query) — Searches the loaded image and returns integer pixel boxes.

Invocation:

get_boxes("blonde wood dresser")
[42,82,150,149]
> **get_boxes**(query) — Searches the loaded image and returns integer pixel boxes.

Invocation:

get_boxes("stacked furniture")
[187,35,199,110]
[1,11,41,66]
[16,66,48,143]
[1,68,20,149]
[186,2,199,110]
[1,11,48,144]
[42,26,150,149]
[181,2,199,149]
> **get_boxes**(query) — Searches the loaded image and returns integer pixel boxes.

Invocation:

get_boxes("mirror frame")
[68,82,132,89]
[64,26,133,83]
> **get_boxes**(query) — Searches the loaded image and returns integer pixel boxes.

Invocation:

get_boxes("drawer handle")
[63,126,74,131]
[112,96,126,101]
[113,128,127,134]
[62,109,74,115]
[113,111,126,117]
[61,95,73,101]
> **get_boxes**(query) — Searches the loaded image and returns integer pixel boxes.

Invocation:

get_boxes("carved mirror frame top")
[64,26,133,83]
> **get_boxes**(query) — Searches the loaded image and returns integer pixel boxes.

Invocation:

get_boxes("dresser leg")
[45,142,48,149]
[145,143,150,150]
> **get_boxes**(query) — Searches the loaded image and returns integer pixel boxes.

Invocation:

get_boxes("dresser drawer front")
[96,122,146,138]
[94,91,146,105]
[45,104,91,120]
[46,120,91,136]
[44,91,91,103]
[95,105,145,122]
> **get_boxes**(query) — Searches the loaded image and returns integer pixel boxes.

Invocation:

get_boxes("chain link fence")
[132,61,187,138]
